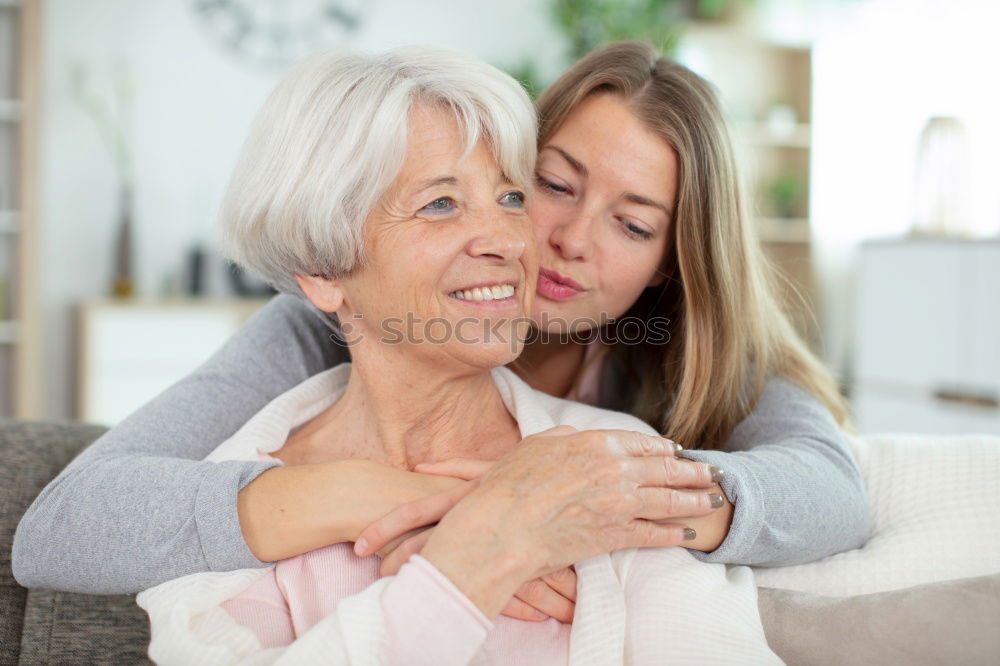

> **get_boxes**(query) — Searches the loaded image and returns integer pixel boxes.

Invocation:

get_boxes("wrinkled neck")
[329,347,520,468]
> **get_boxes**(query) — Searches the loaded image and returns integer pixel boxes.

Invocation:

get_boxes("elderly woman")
[137,48,780,664]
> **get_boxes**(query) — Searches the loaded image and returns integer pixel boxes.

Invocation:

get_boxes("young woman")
[13,42,868,624]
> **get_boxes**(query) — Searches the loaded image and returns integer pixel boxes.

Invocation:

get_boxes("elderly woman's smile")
[447,282,517,305]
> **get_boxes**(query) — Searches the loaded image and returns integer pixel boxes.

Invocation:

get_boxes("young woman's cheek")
[600,242,663,316]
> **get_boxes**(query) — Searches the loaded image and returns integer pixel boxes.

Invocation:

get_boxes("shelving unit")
[1,0,41,418]
[678,22,819,350]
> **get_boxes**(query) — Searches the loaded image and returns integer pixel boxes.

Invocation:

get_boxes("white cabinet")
[853,239,1000,435]
[970,243,1000,395]
[78,299,268,425]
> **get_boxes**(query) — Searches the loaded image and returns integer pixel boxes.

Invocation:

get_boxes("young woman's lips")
[537,267,586,301]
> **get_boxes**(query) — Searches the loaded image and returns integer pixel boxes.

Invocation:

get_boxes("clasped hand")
[354,426,724,624]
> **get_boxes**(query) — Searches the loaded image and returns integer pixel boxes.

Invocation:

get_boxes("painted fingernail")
[672,441,683,453]
[354,537,368,556]
[709,492,724,508]
[683,528,697,541]
[709,465,724,483]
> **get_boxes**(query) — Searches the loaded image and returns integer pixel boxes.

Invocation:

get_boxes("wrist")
[421,538,529,620]
[679,483,734,552]
[340,463,466,541]
[419,501,533,618]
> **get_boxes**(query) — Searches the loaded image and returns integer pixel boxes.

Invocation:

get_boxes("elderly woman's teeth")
[451,284,515,301]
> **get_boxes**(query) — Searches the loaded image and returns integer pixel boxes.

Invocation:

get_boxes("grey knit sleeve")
[12,294,347,594]
[679,375,872,566]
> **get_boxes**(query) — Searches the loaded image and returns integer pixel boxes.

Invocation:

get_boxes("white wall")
[39,0,565,418]
[810,0,1000,383]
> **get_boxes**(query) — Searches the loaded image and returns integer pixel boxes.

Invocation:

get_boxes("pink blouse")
[221,453,571,664]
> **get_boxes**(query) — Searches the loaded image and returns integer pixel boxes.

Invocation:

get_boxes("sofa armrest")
[0,420,126,665]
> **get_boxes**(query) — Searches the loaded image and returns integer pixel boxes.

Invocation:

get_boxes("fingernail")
[354,537,368,556]
[532,609,549,621]
[673,441,683,453]
[709,465,724,483]
[683,528,697,541]
[709,492,724,508]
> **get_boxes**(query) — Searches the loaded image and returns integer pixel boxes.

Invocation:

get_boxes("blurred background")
[1,0,998,436]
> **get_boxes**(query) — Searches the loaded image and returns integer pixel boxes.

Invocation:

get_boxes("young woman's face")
[528,93,678,333]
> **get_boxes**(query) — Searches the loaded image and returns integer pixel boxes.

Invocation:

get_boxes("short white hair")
[219,46,537,295]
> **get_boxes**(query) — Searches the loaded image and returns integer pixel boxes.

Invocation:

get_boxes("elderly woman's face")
[336,104,537,370]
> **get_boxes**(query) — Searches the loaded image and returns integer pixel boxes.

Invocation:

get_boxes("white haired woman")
[136,47,779,664]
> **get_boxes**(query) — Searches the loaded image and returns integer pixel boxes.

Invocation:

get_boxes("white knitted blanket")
[138,364,781,665]
[752,431,1000,596]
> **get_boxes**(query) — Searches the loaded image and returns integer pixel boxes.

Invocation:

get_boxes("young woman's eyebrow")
[543,145,588,177]
[623,192,673,220]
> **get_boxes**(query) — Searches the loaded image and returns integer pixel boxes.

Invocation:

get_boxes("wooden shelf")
[4,0,42,417]
[678,20,817,351]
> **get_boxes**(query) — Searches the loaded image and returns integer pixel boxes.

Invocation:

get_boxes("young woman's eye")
[535,175,570,195]
[420,197,457,214]
[499,190,526,208]
[621,218,654,241]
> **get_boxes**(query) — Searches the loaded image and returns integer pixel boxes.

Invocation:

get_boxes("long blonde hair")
[536,42,852,449]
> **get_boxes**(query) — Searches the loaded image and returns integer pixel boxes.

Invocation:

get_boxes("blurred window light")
[812,0,1000,245]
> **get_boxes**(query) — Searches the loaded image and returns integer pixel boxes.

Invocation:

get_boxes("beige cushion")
[758,573,1000,665]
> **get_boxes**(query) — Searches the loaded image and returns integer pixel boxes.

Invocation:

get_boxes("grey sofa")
[3,419,999,665]
[0,420,151,665]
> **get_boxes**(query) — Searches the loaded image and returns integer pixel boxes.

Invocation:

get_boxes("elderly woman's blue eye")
[421,197,457,213]
[500,191,525,207]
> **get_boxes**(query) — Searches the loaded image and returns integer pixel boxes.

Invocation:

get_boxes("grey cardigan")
[12,295,870,594]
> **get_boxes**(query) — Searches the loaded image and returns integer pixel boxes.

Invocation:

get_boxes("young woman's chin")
[530,300,604,336]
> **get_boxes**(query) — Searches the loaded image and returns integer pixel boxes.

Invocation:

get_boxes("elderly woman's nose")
[467,231,528,262]
[465,210,530,261]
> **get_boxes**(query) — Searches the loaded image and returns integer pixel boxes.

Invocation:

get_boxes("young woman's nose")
[547,212,595,262]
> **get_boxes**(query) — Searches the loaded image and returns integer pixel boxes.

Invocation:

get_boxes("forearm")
[678,376,870,566]
[13,453,278,593]
[681,442,869,565]
[12,295,341,593]
[238,460,465,562]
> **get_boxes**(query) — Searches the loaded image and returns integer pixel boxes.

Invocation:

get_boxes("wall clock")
[192,0,368,68]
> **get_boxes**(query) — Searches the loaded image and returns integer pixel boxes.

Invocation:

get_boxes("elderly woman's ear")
[294,272,346,313]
